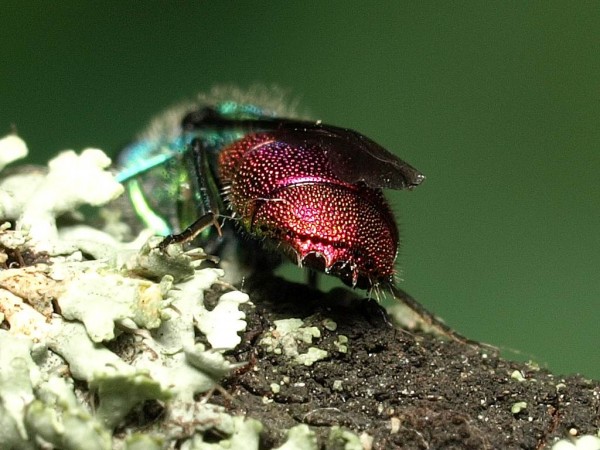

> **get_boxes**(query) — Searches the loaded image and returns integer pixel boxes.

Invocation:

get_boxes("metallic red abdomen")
[219,133,398,289]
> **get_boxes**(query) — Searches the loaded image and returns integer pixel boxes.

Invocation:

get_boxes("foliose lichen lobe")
[0,135,295,449]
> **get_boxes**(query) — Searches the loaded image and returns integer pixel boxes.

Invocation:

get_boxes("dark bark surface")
[209,276,600,450]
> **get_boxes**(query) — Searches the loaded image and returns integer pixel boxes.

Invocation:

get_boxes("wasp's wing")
[321,128,424,190]
[177,108,425,190]
[274,126,425,190]
[116,136,191,183]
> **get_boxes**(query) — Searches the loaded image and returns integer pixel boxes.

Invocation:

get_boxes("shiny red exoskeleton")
[158,105,425,291]
[219,132,399,289]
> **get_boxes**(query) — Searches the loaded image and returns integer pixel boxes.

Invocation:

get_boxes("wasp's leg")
[306,270,319,290]
[159,138,223,250]
[158,213,219,249]
[390,284,496,350]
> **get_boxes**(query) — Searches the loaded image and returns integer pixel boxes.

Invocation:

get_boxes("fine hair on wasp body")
[117,86,480,347]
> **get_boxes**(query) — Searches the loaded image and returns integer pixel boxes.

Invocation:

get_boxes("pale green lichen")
[511,369,526,382]
[58,272,171,342]
[180,416,263,450]
[92,371,169,429]
[511,401,527,414]
[260,318,328,366]
[274,424,318,450]
[296,347,329,367]
[0,139,262,449]
[0,333,39,448]
[334,335,349,353]
[125,237,198,282]
[327,426,363,450]
[332,380,344,392]
[196,290,250,350]
[322,318,337,331]
[123,434,164,450]
[6,146,123,249]
[25,376,112,450]
[0,134,28,171]
[551,435,600,450]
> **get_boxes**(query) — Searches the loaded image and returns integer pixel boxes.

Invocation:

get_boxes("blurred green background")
[1,2,598,379]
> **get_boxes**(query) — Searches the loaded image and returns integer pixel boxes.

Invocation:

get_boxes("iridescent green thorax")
[117,99,279,237]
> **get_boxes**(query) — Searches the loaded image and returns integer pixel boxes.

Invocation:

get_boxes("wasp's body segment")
[219,132,399,288]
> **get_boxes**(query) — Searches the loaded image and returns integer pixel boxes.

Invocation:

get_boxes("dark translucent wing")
[286,126,425,190]
[182,107,426,190]
[116,135,191,183]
